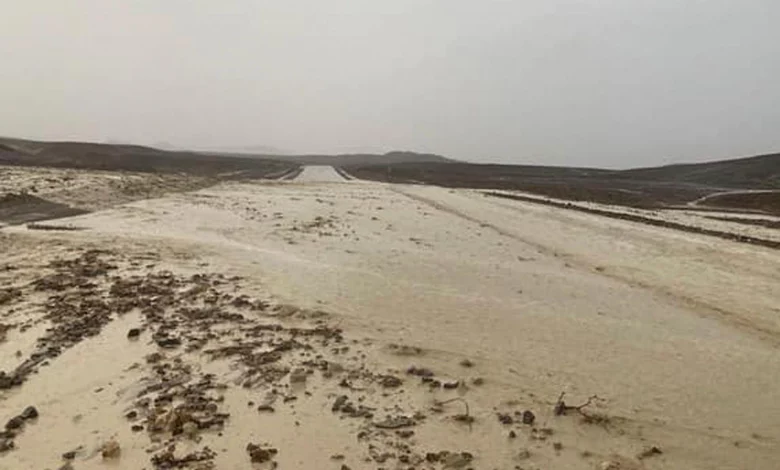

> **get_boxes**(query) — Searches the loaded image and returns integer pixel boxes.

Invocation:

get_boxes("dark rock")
[442,380,460,389]
[246,443,277,463]
[62,450,77,460]
[332,395,348,412]
[5,416,24,430]
[127,328,141,339]
[155,336,181,349]
[459,359,474,367]
[497,413,514,425]
[21,406,38,420]
[257,405,275,412]
[100,439,120,459]
[131,424,144,432]
[125,410,138,420]
[374,416,415,429]
[0,438,14,453]
[522,410,536,425]
[379,375,403,388]
[407,366,434,377]
[509,430,517,439]
[0,372,22,390]
[638,446,663,460]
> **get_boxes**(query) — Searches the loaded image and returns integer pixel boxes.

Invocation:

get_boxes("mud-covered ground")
[0,165,218,226]
[1,166,779,470]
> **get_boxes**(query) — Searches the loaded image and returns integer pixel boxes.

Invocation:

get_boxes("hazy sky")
[2,1,779,167]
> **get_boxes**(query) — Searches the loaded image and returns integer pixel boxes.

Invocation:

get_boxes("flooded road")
[1,167,779,469]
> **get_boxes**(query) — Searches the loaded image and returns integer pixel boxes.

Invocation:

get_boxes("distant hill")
[274,151,455,166]
[615,152,780,189]
[2,135,779,190]
[0,137,294,178]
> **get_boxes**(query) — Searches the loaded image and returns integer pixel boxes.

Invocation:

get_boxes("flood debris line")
[25,223,86,231]
[1,250,120,391]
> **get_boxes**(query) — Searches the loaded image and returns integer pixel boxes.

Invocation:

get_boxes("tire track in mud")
[391,186,780,348]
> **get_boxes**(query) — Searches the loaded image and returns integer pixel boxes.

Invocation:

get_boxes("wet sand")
[1,167,779,469]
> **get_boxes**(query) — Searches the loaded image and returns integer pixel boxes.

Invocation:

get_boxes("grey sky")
[2,1,778,167]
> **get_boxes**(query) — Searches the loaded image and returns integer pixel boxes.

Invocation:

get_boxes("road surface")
[1,166,778,470]
[291,165,350,182]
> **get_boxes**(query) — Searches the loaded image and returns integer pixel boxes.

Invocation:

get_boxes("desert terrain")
[1,156,780,470]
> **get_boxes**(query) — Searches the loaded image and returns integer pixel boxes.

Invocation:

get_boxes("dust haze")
[2,0,779,167]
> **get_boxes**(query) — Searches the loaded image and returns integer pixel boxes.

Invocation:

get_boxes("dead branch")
[436,397,473,430]
[554,392,600,416]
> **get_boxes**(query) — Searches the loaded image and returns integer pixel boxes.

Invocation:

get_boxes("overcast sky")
[1,1,778,167]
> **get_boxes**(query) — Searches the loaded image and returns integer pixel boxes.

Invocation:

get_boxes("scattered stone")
[131,425,144,432]
[289,368,308,384]
[425,451,474,468]
[509,430,517,439]
[442,380,460,389]
[471,377,484,386]
[101,439,121,459]
[553,442,563,451]
[330,454,345,460]
[374,416,415,429]
[332,395,348,412]
[637,445,663,460]
[497,413,514,425]
[154,336,182,349]
[62,450,77,460]
[246,443,277,463]
[341,465,352,470]
[20,406,38,420]
[257,404,275,412]
[522,410,536,425]
[0,438,14,453]
[127,328,141,339]
[125,410,138,420]
[407,366,434,378]
[151,444,216,469]
[0,371,23,390]
[182,421,199,439]
[379,375,403,388]
[146,352,164,363]
[5,416,24,430]
[453,413,475,425]
[459,359,474,368]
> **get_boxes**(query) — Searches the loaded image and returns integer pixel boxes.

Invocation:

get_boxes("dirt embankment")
[697,191,780,214]
[484,191,780,250]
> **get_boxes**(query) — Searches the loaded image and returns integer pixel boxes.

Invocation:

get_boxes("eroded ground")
[1,166,779,470]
